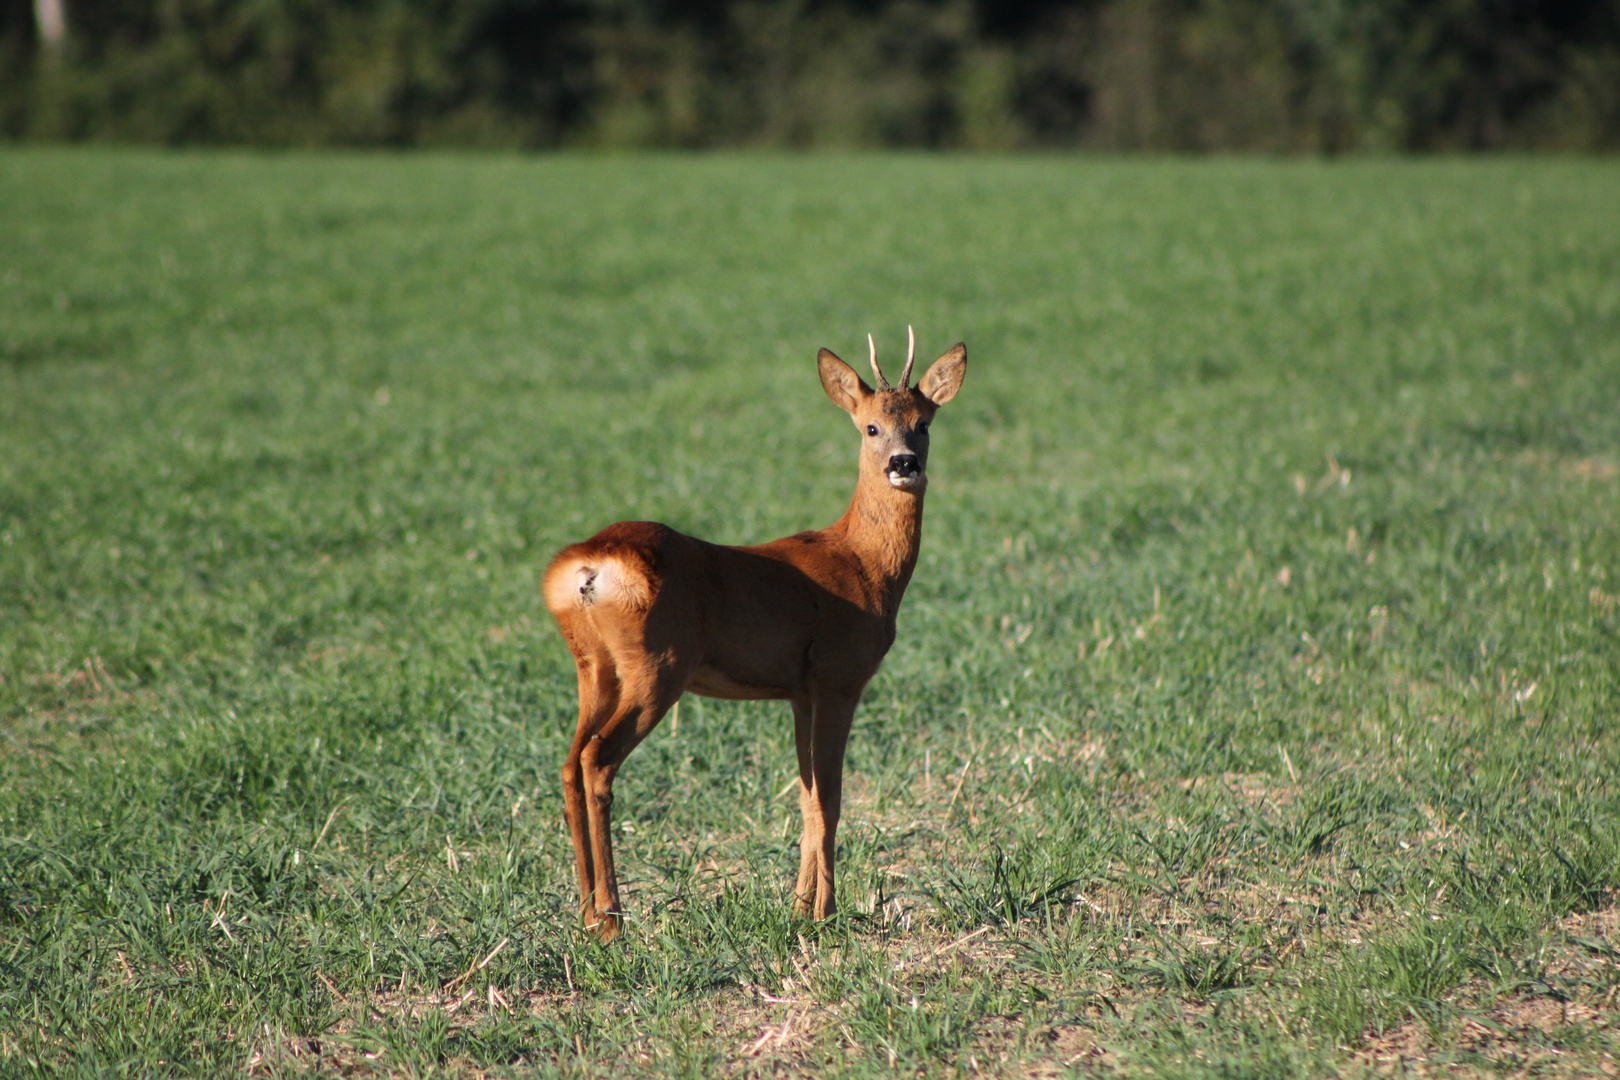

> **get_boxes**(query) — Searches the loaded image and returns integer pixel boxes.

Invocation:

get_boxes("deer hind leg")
[795,693,857,921]
[578,660,685,941]
[562,642,619,927]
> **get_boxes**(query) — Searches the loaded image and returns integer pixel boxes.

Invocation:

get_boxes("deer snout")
[885,453,923,489]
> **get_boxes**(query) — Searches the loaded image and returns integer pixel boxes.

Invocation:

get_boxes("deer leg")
[806,694,857,920]
[579,673,682,941]
[579,732,627,939]
[561,732,594,922]
[790,698,818,915]
[563,648,618,925]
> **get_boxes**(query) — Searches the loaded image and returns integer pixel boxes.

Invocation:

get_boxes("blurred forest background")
[3,0,1618,150]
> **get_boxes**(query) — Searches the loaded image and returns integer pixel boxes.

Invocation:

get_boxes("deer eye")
[866,425,879,436]
[917,421,929,435]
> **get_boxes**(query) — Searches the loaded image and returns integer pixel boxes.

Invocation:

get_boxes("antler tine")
[868,333,891,390]
[898,325,916,390]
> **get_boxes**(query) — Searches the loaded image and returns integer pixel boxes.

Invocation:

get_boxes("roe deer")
[543,329,966,940]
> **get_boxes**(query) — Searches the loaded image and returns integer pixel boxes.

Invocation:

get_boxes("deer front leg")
[791,699,817,914]
[798,693,856,920]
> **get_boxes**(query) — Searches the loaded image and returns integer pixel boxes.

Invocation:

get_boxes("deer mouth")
[886,470,925,491]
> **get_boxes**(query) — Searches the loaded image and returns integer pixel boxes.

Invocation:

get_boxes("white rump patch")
[543,556,652,612]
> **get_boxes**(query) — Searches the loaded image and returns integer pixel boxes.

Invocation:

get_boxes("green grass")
[2,148,1619,1078]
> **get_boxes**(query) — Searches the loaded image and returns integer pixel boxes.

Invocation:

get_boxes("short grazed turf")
[2,149,1619,1078]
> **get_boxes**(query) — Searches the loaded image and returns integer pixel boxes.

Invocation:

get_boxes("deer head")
[817,327,967,494]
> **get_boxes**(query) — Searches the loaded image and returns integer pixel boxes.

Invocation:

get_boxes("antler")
[898,325,916,390]
[868,333,892,391]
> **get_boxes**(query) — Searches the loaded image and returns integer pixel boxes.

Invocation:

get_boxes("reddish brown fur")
[543,337,966,940]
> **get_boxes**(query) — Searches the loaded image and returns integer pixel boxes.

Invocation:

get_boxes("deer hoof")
[583,908,622,943]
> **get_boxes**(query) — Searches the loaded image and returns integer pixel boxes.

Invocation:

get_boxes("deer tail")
[543,551,654,616]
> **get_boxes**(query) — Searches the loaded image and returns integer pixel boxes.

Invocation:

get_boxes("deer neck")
[832,469,926,614]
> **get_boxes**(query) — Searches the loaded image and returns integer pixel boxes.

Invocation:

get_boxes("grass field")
[2,149,1619,1078]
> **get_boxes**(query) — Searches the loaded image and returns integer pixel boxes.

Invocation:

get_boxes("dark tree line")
[3,0,1617,149]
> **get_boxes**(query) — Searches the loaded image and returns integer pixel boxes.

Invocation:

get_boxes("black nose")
[888,454,920,477]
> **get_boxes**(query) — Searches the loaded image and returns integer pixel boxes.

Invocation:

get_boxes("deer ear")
[918,343,966,405]
[818,348,871,415]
